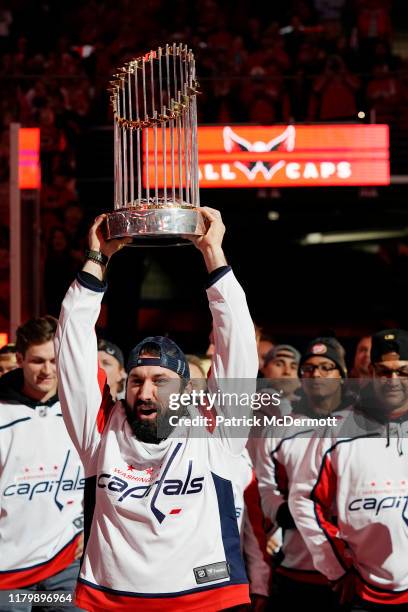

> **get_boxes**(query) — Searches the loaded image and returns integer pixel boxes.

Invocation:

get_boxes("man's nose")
[42,361,52,375]
[283,364,292,376]
[138,380,154,400]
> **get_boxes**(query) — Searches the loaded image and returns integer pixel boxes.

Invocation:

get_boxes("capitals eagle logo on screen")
[222,125,296,180]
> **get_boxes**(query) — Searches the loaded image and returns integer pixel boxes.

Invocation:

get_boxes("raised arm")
[194,208,258,453]
[193,207,257,381]
[55,216,130,471]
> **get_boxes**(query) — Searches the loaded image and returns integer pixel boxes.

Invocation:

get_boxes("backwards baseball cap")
[264,344,301,367]
[97,338,125,368]
[370,329,408,364]
[127,336,190,380]
[299,337,347,378]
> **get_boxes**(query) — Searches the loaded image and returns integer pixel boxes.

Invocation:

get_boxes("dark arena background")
[1,0,408,361]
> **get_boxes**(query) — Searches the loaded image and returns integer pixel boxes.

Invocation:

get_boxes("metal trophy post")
[105,43,206,246]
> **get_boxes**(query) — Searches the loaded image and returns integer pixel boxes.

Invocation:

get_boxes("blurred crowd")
[0,0,406,329]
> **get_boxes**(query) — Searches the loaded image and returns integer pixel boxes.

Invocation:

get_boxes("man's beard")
[124,400,186,444]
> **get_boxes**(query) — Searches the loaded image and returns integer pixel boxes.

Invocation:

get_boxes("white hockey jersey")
[233,449,271,597]
[289,401,408,605]
[55,268,258,611]
[255,419,325,583]
[0,369,84,588]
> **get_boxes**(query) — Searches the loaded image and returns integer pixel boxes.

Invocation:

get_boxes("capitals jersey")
[55,268,258,611]
[289,398,408,605]
[0,369,84,588]
[233,449,272,598]
[255,419,323,583]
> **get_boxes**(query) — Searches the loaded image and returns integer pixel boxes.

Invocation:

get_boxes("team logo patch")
[384,334,395,340]
[194,561,230,584]
[311,343,327,355]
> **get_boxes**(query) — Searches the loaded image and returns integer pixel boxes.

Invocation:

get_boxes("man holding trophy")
[55,44,259,611]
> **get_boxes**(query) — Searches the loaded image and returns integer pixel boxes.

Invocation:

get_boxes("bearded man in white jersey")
[55,207,258,611]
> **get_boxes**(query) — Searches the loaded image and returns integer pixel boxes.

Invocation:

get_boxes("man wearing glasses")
[255,337,356,611]
[297,336,351,417]
[289,329,408,610]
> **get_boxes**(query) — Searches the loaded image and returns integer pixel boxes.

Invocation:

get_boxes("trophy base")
[105,205,206,247]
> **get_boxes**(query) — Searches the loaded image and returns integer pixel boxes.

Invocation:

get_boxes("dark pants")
[269,572,343,612]
[0,560,82,612]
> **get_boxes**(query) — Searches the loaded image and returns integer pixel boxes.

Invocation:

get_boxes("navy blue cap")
[98,338,125,367]
[127,336,190,380]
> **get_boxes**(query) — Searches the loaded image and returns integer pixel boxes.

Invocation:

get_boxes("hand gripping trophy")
[105,43,206,246]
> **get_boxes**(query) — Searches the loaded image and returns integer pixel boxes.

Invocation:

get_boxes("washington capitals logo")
[3,450,84,510]
[223,125,295,180]
[98,443,205,524]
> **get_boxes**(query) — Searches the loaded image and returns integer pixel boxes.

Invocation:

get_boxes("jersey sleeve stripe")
[311,453,350,572]
[243,471,270,565]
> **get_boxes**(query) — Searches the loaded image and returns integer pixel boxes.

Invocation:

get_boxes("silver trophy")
[106,43,206,246]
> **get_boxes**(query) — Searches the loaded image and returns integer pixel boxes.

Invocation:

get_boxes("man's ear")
[16,352,24,367]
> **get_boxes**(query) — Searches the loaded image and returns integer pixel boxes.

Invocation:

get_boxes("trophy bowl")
[106,43,205,247]
[106,201,207,247]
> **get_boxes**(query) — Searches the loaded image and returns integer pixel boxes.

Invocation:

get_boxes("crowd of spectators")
[0,0,406,330]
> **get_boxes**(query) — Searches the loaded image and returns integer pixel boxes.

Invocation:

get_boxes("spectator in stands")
[313,0,346,23]
[0,4,13,53]
[44,226,80,317]
[366,62,401,121]
[41,174,78,238]
[309,54,360,120]
[62,202,87,263]
[369,39,401,71]
[39,106,67,183]
[357,0,392,44]
[0,225,9,331]
[25,80,48,115]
